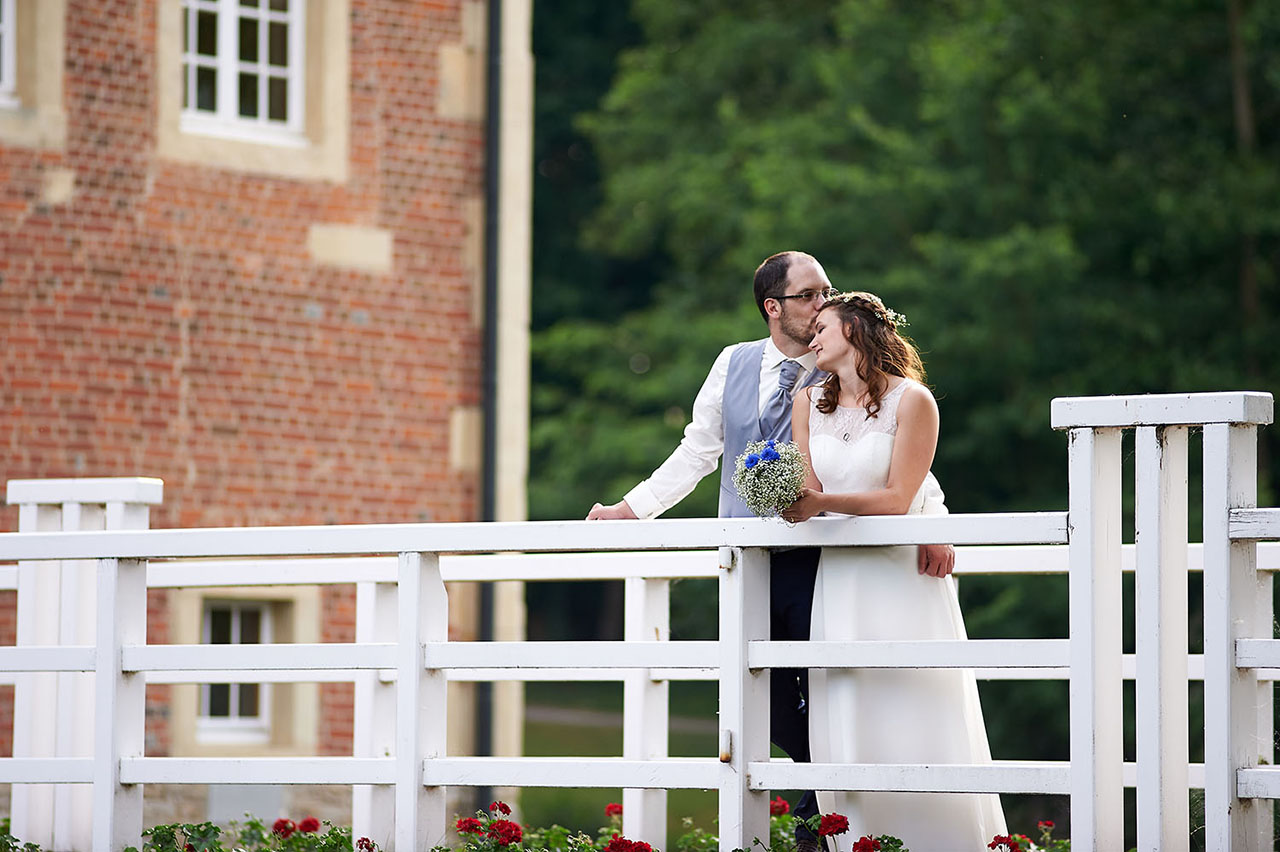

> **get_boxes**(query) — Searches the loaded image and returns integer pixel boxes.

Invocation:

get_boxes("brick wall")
[0,0,487,762]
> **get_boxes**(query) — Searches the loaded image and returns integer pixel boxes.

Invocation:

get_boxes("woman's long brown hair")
[815,292,925,418]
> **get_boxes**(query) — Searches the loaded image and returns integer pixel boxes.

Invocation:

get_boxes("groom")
[587,251,955,848]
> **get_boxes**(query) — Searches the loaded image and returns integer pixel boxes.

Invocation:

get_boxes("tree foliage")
[531,0,1280,836]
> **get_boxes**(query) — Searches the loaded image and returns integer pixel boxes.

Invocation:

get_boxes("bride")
[780,292,1006,851]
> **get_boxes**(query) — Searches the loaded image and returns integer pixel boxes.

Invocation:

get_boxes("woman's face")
[808,311,857,372]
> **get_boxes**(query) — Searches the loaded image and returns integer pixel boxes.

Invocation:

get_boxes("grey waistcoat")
[718,339,827,518]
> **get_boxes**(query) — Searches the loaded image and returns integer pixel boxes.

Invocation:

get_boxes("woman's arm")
[791,386,822,492]
[783,383,938,521]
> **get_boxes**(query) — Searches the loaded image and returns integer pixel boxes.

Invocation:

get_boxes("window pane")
[239,16,259,62]
[182,63,189,108]
[240,609,262,644]
[196,10,217,56]
[239,683,260,717]
[239,72,259,117]
[267,77,287,121]
[209,608,232,644]
[240,0,260,6]
[209,684,231,717]
[196,65,216,110]
[182,8,188,52]
[270,0,288,11]
[268,21,287,67]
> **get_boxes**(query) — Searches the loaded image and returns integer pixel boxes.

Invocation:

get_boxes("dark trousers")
[769,546,821,837]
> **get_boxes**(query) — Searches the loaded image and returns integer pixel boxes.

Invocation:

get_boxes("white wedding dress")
[806,379,1006,852]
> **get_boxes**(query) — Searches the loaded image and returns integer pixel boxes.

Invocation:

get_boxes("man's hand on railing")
[586,500,639,520]
[919,543,955,578]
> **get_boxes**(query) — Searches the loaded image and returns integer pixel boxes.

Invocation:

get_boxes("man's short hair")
[753,251,817,321]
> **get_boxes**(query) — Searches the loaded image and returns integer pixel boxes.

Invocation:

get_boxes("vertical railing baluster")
[1135,425,1190,851]
[91,557,146,852]
[717,546,770,852]
[396,552,448,851]
[11,501,60,849]
[1203,423,1266,850]
[354,580,398,848]
[1068,427,1125,850]
[623,574,671,848]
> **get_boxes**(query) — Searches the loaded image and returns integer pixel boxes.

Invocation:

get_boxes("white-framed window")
[181,0,305,144]
[199,600,272,744]
[0,0,16,106]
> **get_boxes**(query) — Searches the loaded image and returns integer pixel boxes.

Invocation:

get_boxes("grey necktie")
[759,359,801,442]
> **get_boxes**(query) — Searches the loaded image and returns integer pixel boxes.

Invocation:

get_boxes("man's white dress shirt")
[624,338,819,519]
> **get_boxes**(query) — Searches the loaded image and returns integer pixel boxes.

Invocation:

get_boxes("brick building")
[0,0,531,831]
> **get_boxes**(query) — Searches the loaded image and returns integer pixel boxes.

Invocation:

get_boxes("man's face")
[775,260,833,347]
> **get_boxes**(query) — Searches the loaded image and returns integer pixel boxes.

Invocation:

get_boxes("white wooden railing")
[0,392,1276,852]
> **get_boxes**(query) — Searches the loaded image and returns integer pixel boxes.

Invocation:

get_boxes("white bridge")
[2,392,1279,851]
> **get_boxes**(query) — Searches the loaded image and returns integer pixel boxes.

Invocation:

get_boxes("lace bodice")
[809,379,910,444]
[808,379,927,515]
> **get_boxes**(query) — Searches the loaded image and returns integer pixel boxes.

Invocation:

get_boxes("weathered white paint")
[1066,427,1125,851]
[0,647,95,671]
[623,575,670,848]
[1230,508,1280,540]
[353,581,397,845]
[0,511,1070,560]
[92,559,146,852]
[1134,426,1190,851]
[1204,423,1272,850]
[717,547,770,851]
[397,552,448,852]
[1051,391,1273,429]
[8,478,160,852]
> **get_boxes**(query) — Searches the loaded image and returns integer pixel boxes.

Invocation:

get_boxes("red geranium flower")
[605,802,624,818]
[1038,820,1054,830]
[487,818,523,846]
[818,814,850,837]
[988,835,1024,852]
[606,835,652,852]
[490,801,512,815]
[456,817,484,835]
[298,816,321,833]
[272,818,296,838]
[852,838,881,852]
[357,838,376,852]
[769,796,790,816]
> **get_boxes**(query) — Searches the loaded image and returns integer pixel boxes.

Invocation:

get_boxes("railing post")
[91,557,147,851]
[717,546,770,852]
[623,574,670,848]
[396,552,448,851]
[6,477,161,851]
[1134,426,1189,851]
[1067,428,1125,850]
[1203,423,1269,850]
[354,580,398,848]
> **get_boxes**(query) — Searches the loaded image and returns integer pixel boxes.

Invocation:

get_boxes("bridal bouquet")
[732,439,808,518]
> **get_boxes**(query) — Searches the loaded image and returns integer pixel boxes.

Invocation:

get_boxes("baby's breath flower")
[732,439,807,518]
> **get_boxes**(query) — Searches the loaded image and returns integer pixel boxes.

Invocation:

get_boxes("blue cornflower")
[744,453,761,469]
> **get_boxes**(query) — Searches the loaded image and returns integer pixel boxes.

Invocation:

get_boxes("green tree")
[531,0,1280,839]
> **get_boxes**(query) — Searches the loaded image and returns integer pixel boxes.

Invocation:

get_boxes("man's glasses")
[774,288,838,304]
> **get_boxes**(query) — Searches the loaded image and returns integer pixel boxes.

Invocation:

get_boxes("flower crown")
[824,290,909,328]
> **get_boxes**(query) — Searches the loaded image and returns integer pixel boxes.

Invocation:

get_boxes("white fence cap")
[1050,391,1273,430]
[6,477,165,506]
